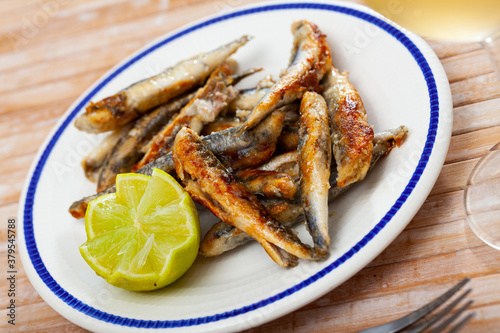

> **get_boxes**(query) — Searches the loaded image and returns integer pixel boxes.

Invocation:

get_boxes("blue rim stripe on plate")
[23,2,439,329]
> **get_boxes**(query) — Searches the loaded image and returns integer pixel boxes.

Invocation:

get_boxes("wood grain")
[1,0,499,332]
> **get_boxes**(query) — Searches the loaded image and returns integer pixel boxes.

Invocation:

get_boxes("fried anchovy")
[95,91,196,192]
[322,67,374,187]
[81,124,132,182]
[298,92,332,253]
[199,126,408,257]
[234,169,297,200]
[133,63,238,170]
[74,36,251,133]
[237,21,331,133]
[173,127,323,267]
[69,111,285,219]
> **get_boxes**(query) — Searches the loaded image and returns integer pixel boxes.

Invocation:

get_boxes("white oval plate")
[18,1,452,332]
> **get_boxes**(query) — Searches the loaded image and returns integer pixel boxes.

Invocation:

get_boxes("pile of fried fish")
[69,20,407,268]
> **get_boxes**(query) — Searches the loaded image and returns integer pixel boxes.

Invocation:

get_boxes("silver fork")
[359,277,475,333]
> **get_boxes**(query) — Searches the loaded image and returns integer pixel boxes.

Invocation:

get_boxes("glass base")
[464,142,500,250]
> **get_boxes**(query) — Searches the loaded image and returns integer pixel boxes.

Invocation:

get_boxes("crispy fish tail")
[260,241,299,267]
[68,185,116,219]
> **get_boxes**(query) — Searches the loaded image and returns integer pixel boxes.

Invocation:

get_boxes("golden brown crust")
[323,68,374,188]
[333,80,374,187]
[86,92,128,116]
[74,92,131,133]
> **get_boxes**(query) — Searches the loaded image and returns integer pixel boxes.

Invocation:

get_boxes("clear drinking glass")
[364,0,500,249]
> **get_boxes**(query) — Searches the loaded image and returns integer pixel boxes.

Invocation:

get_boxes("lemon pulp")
[79,168,200,291]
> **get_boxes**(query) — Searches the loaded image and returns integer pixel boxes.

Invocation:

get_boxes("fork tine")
[358,277,470,333]
[447,312,476,333]
[405,289,472,333]
[428,300,474,333]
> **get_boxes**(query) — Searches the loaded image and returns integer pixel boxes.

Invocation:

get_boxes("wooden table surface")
[1,0,500,332]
